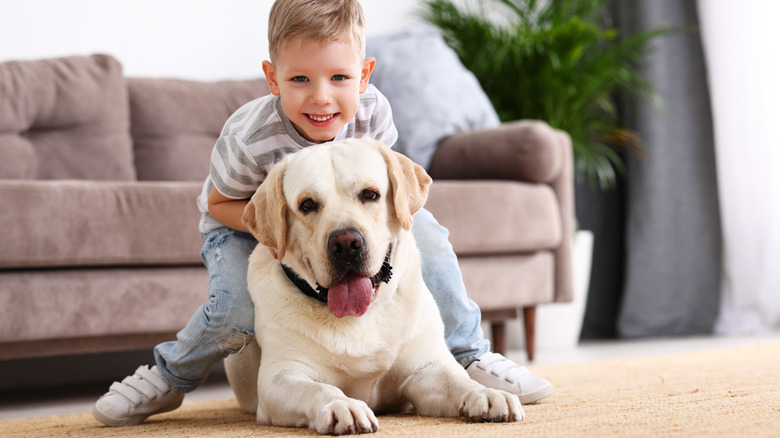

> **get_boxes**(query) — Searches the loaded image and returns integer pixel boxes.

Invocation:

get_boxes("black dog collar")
[282,264,329,304]
[281,249,393,304]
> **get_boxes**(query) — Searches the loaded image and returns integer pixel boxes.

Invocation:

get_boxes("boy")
[93,0,552,427]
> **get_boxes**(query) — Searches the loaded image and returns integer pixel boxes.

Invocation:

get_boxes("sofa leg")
[490,321,506,356]
[481,308,517,357]
[523,306,536,362]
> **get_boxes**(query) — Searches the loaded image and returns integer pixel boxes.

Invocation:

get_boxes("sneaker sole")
[92,406,150,427]
[518,384,554,404]
[92,400,182,427]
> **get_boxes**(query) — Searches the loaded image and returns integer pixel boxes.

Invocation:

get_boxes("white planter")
[505,230,594,349]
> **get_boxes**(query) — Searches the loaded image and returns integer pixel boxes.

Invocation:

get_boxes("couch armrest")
[428,120,564,183]
[430,119,576,304]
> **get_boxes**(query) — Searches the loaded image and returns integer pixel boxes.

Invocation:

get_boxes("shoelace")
[475,352,532,384]
[107,366,170,406]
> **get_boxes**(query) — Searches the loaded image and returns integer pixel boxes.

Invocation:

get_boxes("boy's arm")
[208,187,250,233]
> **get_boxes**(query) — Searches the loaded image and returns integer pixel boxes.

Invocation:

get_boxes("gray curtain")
[615,0,722,337]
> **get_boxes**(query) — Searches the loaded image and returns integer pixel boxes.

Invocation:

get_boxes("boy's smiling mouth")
[307,113,337,122]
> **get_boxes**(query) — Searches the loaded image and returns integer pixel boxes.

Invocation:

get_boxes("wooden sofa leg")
[482,308,519,357]
[523,306,536,362]
[491,321,507,356]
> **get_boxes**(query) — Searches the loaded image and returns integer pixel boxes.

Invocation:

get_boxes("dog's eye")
[299,198,319,213]
[360,190,380,203]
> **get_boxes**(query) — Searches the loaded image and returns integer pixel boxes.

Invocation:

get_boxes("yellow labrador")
[225,138,523,434]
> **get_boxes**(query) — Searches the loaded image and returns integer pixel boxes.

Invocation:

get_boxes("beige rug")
[2,343,779,437]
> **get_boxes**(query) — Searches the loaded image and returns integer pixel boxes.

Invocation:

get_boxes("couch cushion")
[367,24,500,169]
[0,267,206,349]
[0,180,203,269]
[129,77,270,181]
[425,181,562,255]
[0,54,135,180]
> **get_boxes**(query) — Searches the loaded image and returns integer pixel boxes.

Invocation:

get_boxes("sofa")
[0,31,573,368]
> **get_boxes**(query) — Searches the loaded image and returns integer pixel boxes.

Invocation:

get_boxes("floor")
[2,332,778,422]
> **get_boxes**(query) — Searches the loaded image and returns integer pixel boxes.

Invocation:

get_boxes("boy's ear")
[359,57,376,93]
[262,60,281,96]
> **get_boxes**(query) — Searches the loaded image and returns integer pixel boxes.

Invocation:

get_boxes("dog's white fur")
[225,138,523,434]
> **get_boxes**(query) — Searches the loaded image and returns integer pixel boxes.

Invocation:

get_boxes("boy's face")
[263,37,375,143]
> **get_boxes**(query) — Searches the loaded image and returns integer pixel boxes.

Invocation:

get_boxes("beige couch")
[0,53,573,365]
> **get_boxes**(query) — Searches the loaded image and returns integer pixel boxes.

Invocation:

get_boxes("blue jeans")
[154,208,489,393]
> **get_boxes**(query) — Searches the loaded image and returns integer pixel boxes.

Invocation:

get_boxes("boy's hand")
[207,187,251,233]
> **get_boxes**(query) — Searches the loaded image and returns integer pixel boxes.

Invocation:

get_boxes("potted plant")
[421,0,673,189]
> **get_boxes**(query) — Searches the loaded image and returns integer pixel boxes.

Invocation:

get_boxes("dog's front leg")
[258,367,379,435]
[401,360,524,423]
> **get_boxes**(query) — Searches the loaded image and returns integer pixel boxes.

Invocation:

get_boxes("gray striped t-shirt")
[197,84,398,233]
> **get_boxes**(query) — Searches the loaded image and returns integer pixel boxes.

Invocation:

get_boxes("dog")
[224,138,523,434]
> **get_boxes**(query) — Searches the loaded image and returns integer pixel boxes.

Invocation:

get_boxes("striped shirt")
[197,84,398,233]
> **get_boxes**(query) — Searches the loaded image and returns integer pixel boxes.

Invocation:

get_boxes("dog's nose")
[328,228,365,261]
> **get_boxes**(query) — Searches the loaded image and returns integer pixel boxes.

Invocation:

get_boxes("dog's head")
[242,138,431,317]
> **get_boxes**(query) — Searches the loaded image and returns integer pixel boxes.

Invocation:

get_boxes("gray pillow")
[367,24,500,169]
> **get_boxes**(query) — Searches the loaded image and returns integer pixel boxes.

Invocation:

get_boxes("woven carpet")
[2,343,779,437]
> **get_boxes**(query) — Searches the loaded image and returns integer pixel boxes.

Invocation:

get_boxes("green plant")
[421,0,673,189]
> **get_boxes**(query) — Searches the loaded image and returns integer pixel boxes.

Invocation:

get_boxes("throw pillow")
[366,24,500,169]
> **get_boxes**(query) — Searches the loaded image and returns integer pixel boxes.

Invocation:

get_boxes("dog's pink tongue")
[327,273,373,318]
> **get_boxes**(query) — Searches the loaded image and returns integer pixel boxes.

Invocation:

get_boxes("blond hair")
[268,0,367,61]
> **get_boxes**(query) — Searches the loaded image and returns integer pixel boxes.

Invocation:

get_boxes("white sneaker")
[466,352,554,404]
[92,365,184,426]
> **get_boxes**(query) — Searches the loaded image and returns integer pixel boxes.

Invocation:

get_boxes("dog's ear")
[376,141,432,230]
[242,162,288,259]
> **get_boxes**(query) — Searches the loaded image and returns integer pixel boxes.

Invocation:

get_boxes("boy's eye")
[292,76,308,83]
[331,74,347,82]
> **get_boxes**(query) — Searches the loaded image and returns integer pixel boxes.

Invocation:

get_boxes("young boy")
[93,0,552,427]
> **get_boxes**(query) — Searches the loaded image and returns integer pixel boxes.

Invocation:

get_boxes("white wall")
[0,0,422,80]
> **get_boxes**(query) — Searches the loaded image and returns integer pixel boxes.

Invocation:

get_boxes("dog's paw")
[459,388,524,423]
[315,398,379,435]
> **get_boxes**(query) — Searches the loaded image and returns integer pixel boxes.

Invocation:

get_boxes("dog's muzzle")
[281,247,393,306]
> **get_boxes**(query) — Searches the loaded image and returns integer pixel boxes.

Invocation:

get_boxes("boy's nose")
[311,82,332,105]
